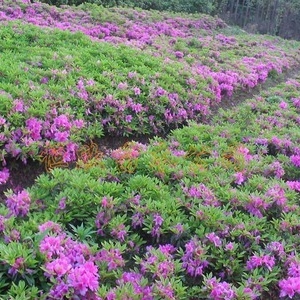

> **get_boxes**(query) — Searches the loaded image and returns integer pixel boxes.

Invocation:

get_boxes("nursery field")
[1,0,300,299]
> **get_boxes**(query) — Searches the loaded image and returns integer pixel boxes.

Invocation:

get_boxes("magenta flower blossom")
[286,181,300,191]
[54,131,69,143]
[182,238,208,277]
[45,257,72,277]
[174,51,184,58]
[206,232,222,247]
[279,101,288,109]
[111,224,128,242]
[246,196,269,218]
[25,117,43,141]
[266,241,285,258]
[290,155,300,167]
[117,82,128,90]
[246,254,275,271]
[0,168,9,185]
[234,171,245,185]
[207,278,236,300]
[54,114,71,130]
[279,276,300,298]
[133,87,141,95]
[12,99,26,112]
[288,261,300,277]
[265,185,287,208]
[265,161,285,179]
[48,281,69,299]
[67,261,99,296]
[96,248,125,271]
[39,235,64,259]
[6,190,31,217]
[8,257,25,276]
[292,97,300,108]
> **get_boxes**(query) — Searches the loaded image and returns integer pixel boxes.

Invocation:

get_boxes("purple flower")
[266,241,285,258]
[246,254,275,271]
[48,281,69,299]
[6,190,31,217]
[133,87,141,95]
[290,155,300,167]
[225,242,235,251]
[279,101,288,109]
[206,232,222,247]
[25,117,43,141]
[40,77,49,84]
[234,171,245,185]
[288,261,300,277]
[53,130,69,143]
[45,257,72,277]
[111,224,127,242]
[246,196,269,218]
[96,248,125,271]
[205,276,235,298]
[207,278,236,300]
[174,51,184,58]
[0,168,9,185]
[279,276,300,298]
[67,261,99,296]
[292,97,300,108]
[8,257,25,276]
[125,115,132,122]
[287,181,300,191]
[182,238,208,277]
[12,99,26,112]
[117,82,128,90]
[39,235,64,259]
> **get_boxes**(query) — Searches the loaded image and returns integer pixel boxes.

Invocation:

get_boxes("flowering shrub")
[0,0,299,166]
[1,75,300,298]
[2,1,300,298]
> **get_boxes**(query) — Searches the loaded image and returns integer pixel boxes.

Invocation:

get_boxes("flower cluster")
[39,227,99,298]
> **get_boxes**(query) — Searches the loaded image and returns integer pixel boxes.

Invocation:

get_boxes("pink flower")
[54,131,69,143]
[125,115,132,122]
[225,242,235,251]
[234,171,245,185]
[279,101,288,109]
[292,97,300,108]
[13,99,25,112]
[287,181,300,191]
[174,51,184,58]
[206,232,222,247]
[54,115,71,130]
[0,117,6,125]
[39,236,64,259]
[246,254,275,271]
[206,278,236,300]
[117,82,128,90]
[96,249,125,271]
[279,277,300,298]
[133,87,141,95]
[45,257,72,277]
[290,155,300,167]
[6,190,31,217]
[0,168,9,185]
[67,261,99,296]
[246,196,269,218]
[26,117,43,140]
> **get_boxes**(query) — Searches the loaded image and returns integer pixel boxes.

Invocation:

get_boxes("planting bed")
[1,1,300,299]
